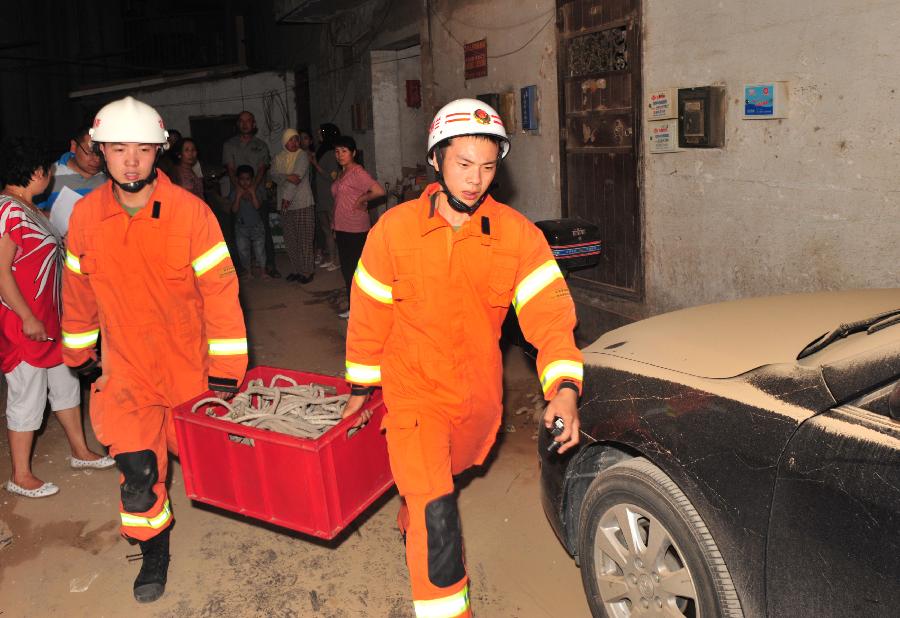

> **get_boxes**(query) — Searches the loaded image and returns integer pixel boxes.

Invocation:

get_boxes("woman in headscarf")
[271,128,319,283]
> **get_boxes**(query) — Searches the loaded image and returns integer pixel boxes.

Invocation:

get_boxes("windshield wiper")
[797,308,900,360]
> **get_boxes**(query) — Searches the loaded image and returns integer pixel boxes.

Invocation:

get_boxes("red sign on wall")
[464,39,487,80]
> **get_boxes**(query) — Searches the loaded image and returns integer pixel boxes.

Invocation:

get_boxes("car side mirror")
[889,382,900,421]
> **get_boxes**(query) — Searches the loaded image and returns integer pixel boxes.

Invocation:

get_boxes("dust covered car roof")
[584,288,900,378]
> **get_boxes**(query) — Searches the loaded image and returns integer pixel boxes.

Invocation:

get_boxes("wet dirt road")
[0,261,591,617]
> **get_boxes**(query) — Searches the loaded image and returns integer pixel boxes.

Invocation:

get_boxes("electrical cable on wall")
[150,89,289,109]
[439,6,554,31]
[429,4,554,59]
[262,89,290,134]
[327,0,396,122]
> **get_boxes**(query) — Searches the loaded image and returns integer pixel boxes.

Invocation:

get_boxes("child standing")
[231,165,267,279]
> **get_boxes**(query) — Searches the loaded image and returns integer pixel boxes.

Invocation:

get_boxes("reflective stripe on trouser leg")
[414,584,470,618]
[95,402,176,542]
[404,491,470,617]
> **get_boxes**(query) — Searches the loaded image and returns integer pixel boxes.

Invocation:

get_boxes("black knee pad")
[115,450,159,513]
[425,493,466,587]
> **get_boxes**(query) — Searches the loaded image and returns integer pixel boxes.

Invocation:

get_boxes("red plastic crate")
[172,366,394,539]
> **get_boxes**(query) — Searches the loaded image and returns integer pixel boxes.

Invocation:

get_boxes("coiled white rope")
[191,374,350,439]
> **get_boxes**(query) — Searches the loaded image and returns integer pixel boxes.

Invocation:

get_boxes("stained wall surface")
[642,0,900,313]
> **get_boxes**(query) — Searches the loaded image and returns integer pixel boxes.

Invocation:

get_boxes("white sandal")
[68,455,116,470]
[5,480,59,498]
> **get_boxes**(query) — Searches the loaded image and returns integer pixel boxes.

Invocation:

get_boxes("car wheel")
[577,457,742,618]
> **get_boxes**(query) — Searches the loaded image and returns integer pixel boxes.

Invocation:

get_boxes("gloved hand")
[73,358,102,384]
[208,376,239,399]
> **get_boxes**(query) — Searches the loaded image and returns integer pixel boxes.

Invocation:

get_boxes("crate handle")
[345,400,385,439]
[228,434,255,447]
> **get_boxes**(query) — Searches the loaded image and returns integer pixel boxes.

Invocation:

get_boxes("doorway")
[557,0,642,299]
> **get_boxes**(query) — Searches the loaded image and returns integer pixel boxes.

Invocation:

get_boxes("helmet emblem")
[159,119,165,129]
[93,118,101,127]
[473,109,491,125]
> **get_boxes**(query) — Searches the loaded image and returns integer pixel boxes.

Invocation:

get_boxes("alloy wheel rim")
[592,503,700,617]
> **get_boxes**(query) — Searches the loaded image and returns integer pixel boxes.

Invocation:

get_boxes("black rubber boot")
[133,527,170,603]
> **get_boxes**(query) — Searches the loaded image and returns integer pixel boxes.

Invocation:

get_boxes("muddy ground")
[0,261,591,617]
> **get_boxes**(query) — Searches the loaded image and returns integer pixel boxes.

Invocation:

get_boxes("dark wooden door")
[557,0,642,298]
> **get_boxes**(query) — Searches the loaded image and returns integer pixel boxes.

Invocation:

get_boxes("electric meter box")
[743,82,788,119]
[648,119,679,153]
[678,86,726,148]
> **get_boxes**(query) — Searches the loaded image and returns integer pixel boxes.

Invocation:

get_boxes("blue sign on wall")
[745,84,775,116]
[521,85,538,131]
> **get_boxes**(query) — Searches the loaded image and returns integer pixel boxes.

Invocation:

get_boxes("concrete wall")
[371,46,426,190]
[642,0,900,314]
[136,71,296,160]
[423,0,562,220]
[302,0,422,180]
[398,47,428,176]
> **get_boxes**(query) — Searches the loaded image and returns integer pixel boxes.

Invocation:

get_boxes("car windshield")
[797,308,900,360]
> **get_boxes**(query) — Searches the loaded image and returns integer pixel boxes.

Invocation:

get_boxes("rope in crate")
[191,374,350,439]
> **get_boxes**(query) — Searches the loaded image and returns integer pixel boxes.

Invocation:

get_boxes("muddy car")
[539,289,900,617]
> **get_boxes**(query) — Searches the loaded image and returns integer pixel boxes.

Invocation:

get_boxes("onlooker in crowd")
[157,128,182,179]
[35,126,106,234]
[231,165,267,279]
[331,136,385,318]
[171,138,204,200]
[271,128,319,283]
[223,111,279,277]
[166,129,182,152]
[0,137,113,499]
[313,123,340,271]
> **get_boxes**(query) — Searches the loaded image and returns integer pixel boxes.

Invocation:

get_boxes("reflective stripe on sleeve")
[208,338,248,356]
[192,242,230,276]
[354,262,393,304]
[414,586,470,618]
[345,361,382,385]
[120,499,172,530]
[65,251,82,274]
[62,329,99,349]
[512,260,564,313]
[540,360,584,394]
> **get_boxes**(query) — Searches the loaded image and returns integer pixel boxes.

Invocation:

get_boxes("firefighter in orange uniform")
[61,97,247,603]
[343,98,583,617]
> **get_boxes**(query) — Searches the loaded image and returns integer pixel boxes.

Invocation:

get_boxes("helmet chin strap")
[113,167,158,193]
[434,148,489,216]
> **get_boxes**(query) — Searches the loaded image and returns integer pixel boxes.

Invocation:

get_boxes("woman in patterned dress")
[0,137,113,498]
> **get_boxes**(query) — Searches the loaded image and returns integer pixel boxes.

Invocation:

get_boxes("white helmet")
[427,98,509,159]
[90,96,169,146]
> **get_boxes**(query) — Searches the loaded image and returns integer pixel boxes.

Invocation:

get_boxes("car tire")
[577,457,742,618]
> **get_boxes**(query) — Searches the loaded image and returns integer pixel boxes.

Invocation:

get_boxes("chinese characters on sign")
[648,88,677,120]
[464,39,487,80]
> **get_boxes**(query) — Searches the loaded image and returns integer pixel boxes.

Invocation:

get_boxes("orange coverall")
[346,183,583,618]
[62,172,247,541]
